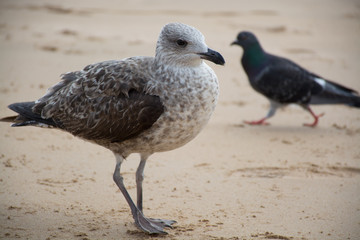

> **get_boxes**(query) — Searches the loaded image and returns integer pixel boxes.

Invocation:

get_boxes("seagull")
[1,23,225,234]
[231,31,360,127]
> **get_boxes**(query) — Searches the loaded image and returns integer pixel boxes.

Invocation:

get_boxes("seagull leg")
[245,101,278,126]
[113,153,175,234]
[136,154,176,230]
[303,105,324,127]
[136,156,147,213]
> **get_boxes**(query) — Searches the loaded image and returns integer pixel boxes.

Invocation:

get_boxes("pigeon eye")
[239,34,247,40]
[176,39,188,47]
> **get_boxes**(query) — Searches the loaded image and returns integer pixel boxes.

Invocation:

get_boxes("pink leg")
[303,106,325,127]
[244,117,270,125]
[245,102,278,126]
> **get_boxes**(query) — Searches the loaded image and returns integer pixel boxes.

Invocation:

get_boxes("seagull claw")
[149,218,177,228]
[134,210,176,234]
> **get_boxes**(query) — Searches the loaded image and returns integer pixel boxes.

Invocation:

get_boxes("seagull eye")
[176,39,188,47]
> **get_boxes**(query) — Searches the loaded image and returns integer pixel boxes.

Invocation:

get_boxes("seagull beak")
[198,48,225,66]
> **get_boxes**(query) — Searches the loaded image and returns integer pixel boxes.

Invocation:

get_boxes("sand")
[0,0,359,239]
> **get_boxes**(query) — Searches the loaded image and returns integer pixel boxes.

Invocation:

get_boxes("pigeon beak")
[198,48,225,66]
[231,40,240,46]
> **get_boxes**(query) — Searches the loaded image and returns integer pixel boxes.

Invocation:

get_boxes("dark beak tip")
[218,57,226,66]
[213,54,225,66]
[200,48,225,66]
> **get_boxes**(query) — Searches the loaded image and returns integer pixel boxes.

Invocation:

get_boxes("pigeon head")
[231,31,266,69]
[231,31,260,49]
[156,23,225,67]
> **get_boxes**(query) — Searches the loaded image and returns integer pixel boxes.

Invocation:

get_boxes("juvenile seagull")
[231,31,360,127]
[1,23,225,234]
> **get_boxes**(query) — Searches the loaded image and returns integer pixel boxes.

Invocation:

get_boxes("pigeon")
[231,31,360,127]
[0,23,225,234]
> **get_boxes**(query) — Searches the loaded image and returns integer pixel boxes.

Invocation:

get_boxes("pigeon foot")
[244,118,270,126]
[303,112,325,127]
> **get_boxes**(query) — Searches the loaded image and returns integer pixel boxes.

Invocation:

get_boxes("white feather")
[314,77,326,88]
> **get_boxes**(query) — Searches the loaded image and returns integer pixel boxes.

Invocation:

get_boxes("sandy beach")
[0,0,359,239]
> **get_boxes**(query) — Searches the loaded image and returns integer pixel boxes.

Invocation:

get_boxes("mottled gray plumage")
[1,23,225,234]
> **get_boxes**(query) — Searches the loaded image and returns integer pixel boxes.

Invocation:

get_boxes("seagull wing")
[32,58,164,143]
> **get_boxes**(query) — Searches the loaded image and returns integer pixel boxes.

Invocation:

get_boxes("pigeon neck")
[241,44,266,73]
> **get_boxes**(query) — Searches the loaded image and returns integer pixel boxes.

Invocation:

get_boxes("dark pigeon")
[231,31,360,127]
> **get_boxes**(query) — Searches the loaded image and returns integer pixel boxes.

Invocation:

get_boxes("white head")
[155,23,225,67]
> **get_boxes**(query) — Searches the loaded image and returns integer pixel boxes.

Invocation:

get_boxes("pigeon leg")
[113,154,175,234]
[245,101,278,125]
[244,117,270,125]
[303,105,325,127]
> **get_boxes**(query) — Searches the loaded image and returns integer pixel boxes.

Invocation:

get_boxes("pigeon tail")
[346,96,360,108]
[310,78,360,108]
[1,102,58,128]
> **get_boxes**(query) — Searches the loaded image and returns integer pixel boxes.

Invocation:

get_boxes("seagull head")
[156,23,225,67]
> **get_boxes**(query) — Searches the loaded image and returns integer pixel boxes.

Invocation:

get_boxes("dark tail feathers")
[310,80,360,108]
[1,101,57,127]
[348,96,360,108]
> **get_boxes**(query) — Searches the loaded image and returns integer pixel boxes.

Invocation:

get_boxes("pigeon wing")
[252,57,318,104]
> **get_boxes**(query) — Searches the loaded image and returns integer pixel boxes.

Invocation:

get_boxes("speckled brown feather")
[33,57,164,144]
[1,23,224,234]
[4,22,222,158]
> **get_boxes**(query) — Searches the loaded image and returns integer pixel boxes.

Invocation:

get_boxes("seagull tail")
[0,101,58,128]
[310,79,360,108]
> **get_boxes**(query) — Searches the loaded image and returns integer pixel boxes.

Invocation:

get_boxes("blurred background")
[0,0,359,239]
